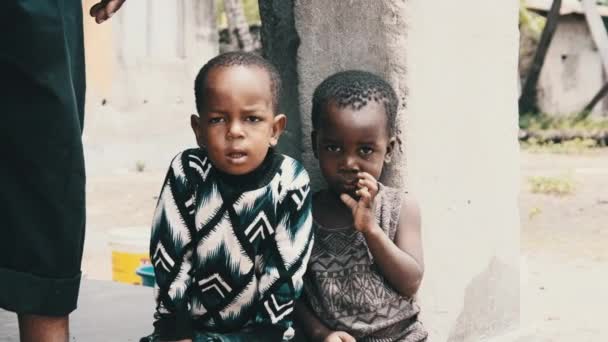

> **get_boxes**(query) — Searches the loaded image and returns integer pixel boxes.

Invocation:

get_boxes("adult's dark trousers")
[0,0,87,316]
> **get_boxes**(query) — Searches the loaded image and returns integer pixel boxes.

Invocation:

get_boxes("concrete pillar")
[259,0,303,160]
[294,1,409,189]
[261,0,521,340]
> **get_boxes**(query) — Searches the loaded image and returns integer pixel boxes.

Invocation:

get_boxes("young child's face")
[313,100,394,197]
[191,65,285,175]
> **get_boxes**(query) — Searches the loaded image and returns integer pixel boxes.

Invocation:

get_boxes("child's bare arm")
[294,299,331,341]
[294,300,355,342]
[341,173,424,298]
[363,195,424,297]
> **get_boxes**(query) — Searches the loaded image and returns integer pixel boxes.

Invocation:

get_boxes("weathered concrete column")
[261,0,521,341]
[259,0,303,160]
[295,1,409,189]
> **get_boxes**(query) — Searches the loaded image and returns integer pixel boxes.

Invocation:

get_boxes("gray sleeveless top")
[303,185,427,342]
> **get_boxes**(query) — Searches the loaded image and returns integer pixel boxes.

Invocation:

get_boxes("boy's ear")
[311,130,319,159]
[385,136,397,163]
[269,113,287,147]
[190,114,205,148]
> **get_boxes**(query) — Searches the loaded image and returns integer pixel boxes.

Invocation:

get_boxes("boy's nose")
[340,155,360,171]
[226,122,245,139]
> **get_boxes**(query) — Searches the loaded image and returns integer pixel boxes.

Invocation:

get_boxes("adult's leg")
[18,314,69,342]
[0,0,86,339]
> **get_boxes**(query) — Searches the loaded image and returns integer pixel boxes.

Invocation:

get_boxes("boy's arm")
[295,299,356,342]
[150,153,197,341]
[362,194,425,298]
[342,173,424,298]
[254,170,314,336]
[294,299,332,341]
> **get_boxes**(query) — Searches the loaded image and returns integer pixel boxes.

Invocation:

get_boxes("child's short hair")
[194,51,282,114]
[311,70,399,135]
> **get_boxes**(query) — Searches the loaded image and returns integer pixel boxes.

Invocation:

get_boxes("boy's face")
[191,65,285,175]
[312,100,395,198]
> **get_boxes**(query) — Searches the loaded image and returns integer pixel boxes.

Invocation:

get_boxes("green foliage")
[216,0,261,28]
[519,0,546,40]
[520,113,608,153]
[242,0,261,23]
[135,160,146,173]
[519,113,608,131]
[528,206,542,219]
[522,137,599,154]
[528,174,575,196]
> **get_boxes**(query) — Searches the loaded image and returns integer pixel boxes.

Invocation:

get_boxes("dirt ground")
[81,145,608,341]
[518,149,608,341]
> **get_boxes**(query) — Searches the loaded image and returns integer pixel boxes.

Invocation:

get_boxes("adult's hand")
[89,0,127,24]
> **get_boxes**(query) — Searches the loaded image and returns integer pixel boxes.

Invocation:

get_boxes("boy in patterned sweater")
[146,52,313,342]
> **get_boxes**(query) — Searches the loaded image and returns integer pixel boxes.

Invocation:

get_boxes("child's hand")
[323,330,356,342]
[339,172,379,235]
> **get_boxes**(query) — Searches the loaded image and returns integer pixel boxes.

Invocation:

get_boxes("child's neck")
[213,148,279,197]
[313,189,354,229]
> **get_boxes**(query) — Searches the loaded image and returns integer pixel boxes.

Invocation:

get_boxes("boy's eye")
[245,115,262,123]
[359,147,374,155]
[325,145,341,152]
[208,117,224,124]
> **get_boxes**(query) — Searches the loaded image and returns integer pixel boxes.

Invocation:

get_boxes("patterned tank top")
[303,184,427,342]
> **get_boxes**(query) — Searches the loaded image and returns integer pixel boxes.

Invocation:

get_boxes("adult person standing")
[0,1,126,341]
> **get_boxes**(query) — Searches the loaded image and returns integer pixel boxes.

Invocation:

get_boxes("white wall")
[406,2,521,340]
[82,0,218,174]
[110,0,218,109]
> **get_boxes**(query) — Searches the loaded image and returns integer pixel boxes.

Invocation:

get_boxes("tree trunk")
[224,0,255,52]
[519,0,562,114]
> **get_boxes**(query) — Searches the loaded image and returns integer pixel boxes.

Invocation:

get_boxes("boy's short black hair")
[311,70,399,135]
[194,51,282,114]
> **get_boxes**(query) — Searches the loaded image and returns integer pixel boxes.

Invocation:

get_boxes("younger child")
[147,52,314,342]
[296,70,427,342]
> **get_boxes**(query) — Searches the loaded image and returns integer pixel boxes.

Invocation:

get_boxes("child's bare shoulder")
[400,193,421,220]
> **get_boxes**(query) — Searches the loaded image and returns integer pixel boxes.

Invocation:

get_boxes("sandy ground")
[80,101,608,340]
[518,149,608,341]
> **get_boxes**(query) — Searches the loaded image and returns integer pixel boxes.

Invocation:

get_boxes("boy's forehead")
[324,100,387,126]
[203,65,274,104]
[316,100,389,138]
[206,65,271,88]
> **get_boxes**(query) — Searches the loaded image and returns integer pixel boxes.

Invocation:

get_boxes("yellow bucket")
[108,227,151,285]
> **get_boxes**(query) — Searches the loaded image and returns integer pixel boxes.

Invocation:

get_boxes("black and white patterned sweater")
[149,148,313,340]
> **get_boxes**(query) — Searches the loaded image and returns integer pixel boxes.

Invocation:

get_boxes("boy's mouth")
[343,179,357,188]
[341,175,359,186]
[340,179,358,193]
[226,151,248,163]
